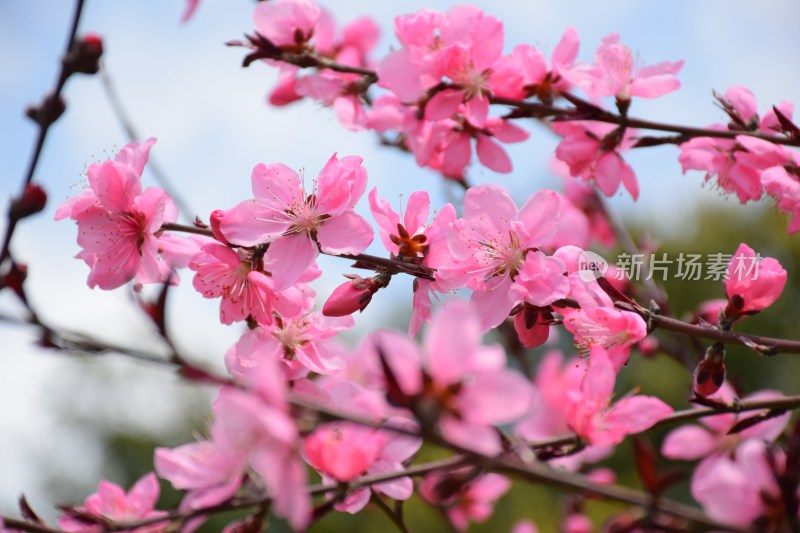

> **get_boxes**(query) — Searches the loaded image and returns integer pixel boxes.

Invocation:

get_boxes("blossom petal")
[316,210,374,255]
[476,135,512,173]
[263,234,319,290]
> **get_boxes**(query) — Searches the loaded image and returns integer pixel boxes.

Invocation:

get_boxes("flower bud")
[11,184,47,219]
[724,243,786,318]
[693,343,726,397]
[637,336,659,357]
[513,309,549,348]
[322,276,378,317]
[1,262,28,301]
[26,93,65,127]
[209,210,229,244]
[67,33,104,75]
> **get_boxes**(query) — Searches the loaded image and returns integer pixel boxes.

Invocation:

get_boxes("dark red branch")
[1,0,87,266]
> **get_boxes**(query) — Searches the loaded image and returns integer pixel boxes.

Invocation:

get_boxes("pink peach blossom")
[226,296,350,380]
[212,372,309,529]
[253,0,321,49]
[564,347,672,446]
[55,138,183,290]
[369,187,456,333]
[189,243,280,325]
[420,470,511,531]
[511,251,570,308]
[662,383,789,465]
[57,473,167,532]
[563,514,594,533]
[515,350,613,471]
[322,275,378,317]
[678,134,763,203]
[219,154,373,289]
[562,33,683,101]
[296,380,421,500]
[554,121,639,200]
[421,8,505,127]
[691,440,783,527]
[289,16,380,130]
[303,422,385,482]
[435,115,530,177]
[373,301,533,455]
[512,309,551,349]
[559,166,616,248]
[763,164,800,233]
[159,357,309,530]
[437,184,563,329]
[563,305,647,370]
[378,6,501,104]
[679,86,797,206]
[498,27,579,100]
[154,439,247,512]
[511,521,539,533]
[559,267,647,370]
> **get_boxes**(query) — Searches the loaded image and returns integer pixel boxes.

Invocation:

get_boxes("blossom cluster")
[26,0,800,531]
[679,87,800,231]
[243,0,800,236]
[51,122,792,529]
[245,0,685,196]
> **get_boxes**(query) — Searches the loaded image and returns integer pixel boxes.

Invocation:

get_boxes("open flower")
[55,138,183,289]
[369,187,456,333]
[564,347,672,446]
[420,470,511,531]
[57,473,167,532]
[219,153,373,289]
[561,33,683,101]
[373,301,532,455]
[437,184,563,329]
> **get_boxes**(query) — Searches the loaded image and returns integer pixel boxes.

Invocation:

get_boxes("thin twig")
[0,0,87,265]
[99,66,195,220]
[239,49,800,148]
[159,222,436,280]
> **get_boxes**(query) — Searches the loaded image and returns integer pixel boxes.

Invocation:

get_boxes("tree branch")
[242,49,800,148]
[0,0,87,265]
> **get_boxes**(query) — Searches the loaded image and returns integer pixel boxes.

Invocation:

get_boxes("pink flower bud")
[209,210,229,244]
[563,514,594,533]
[12,184,47,219]
[513,309,549,348]
[724,243,786,317]
[693,351,726,398]
[68,33,104,75]
[322,277,377,317]
[637,336,659,357]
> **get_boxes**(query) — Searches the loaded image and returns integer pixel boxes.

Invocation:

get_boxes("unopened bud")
[209,210,229,244]
[513,309,549,348]
[322,276,378,317]
[26,93,65,127]
[637,336,659,357]
[67,33,104,75]
[1,262,28,301]
[11,184,47,219]
[693,343,726,397]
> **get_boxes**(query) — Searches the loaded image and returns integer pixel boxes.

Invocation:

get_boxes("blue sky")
[1,0,799,517]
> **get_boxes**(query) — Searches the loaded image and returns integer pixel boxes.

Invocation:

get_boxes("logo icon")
[577,251,608,282]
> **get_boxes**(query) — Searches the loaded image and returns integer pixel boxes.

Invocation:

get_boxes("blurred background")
[2,0,800,530]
